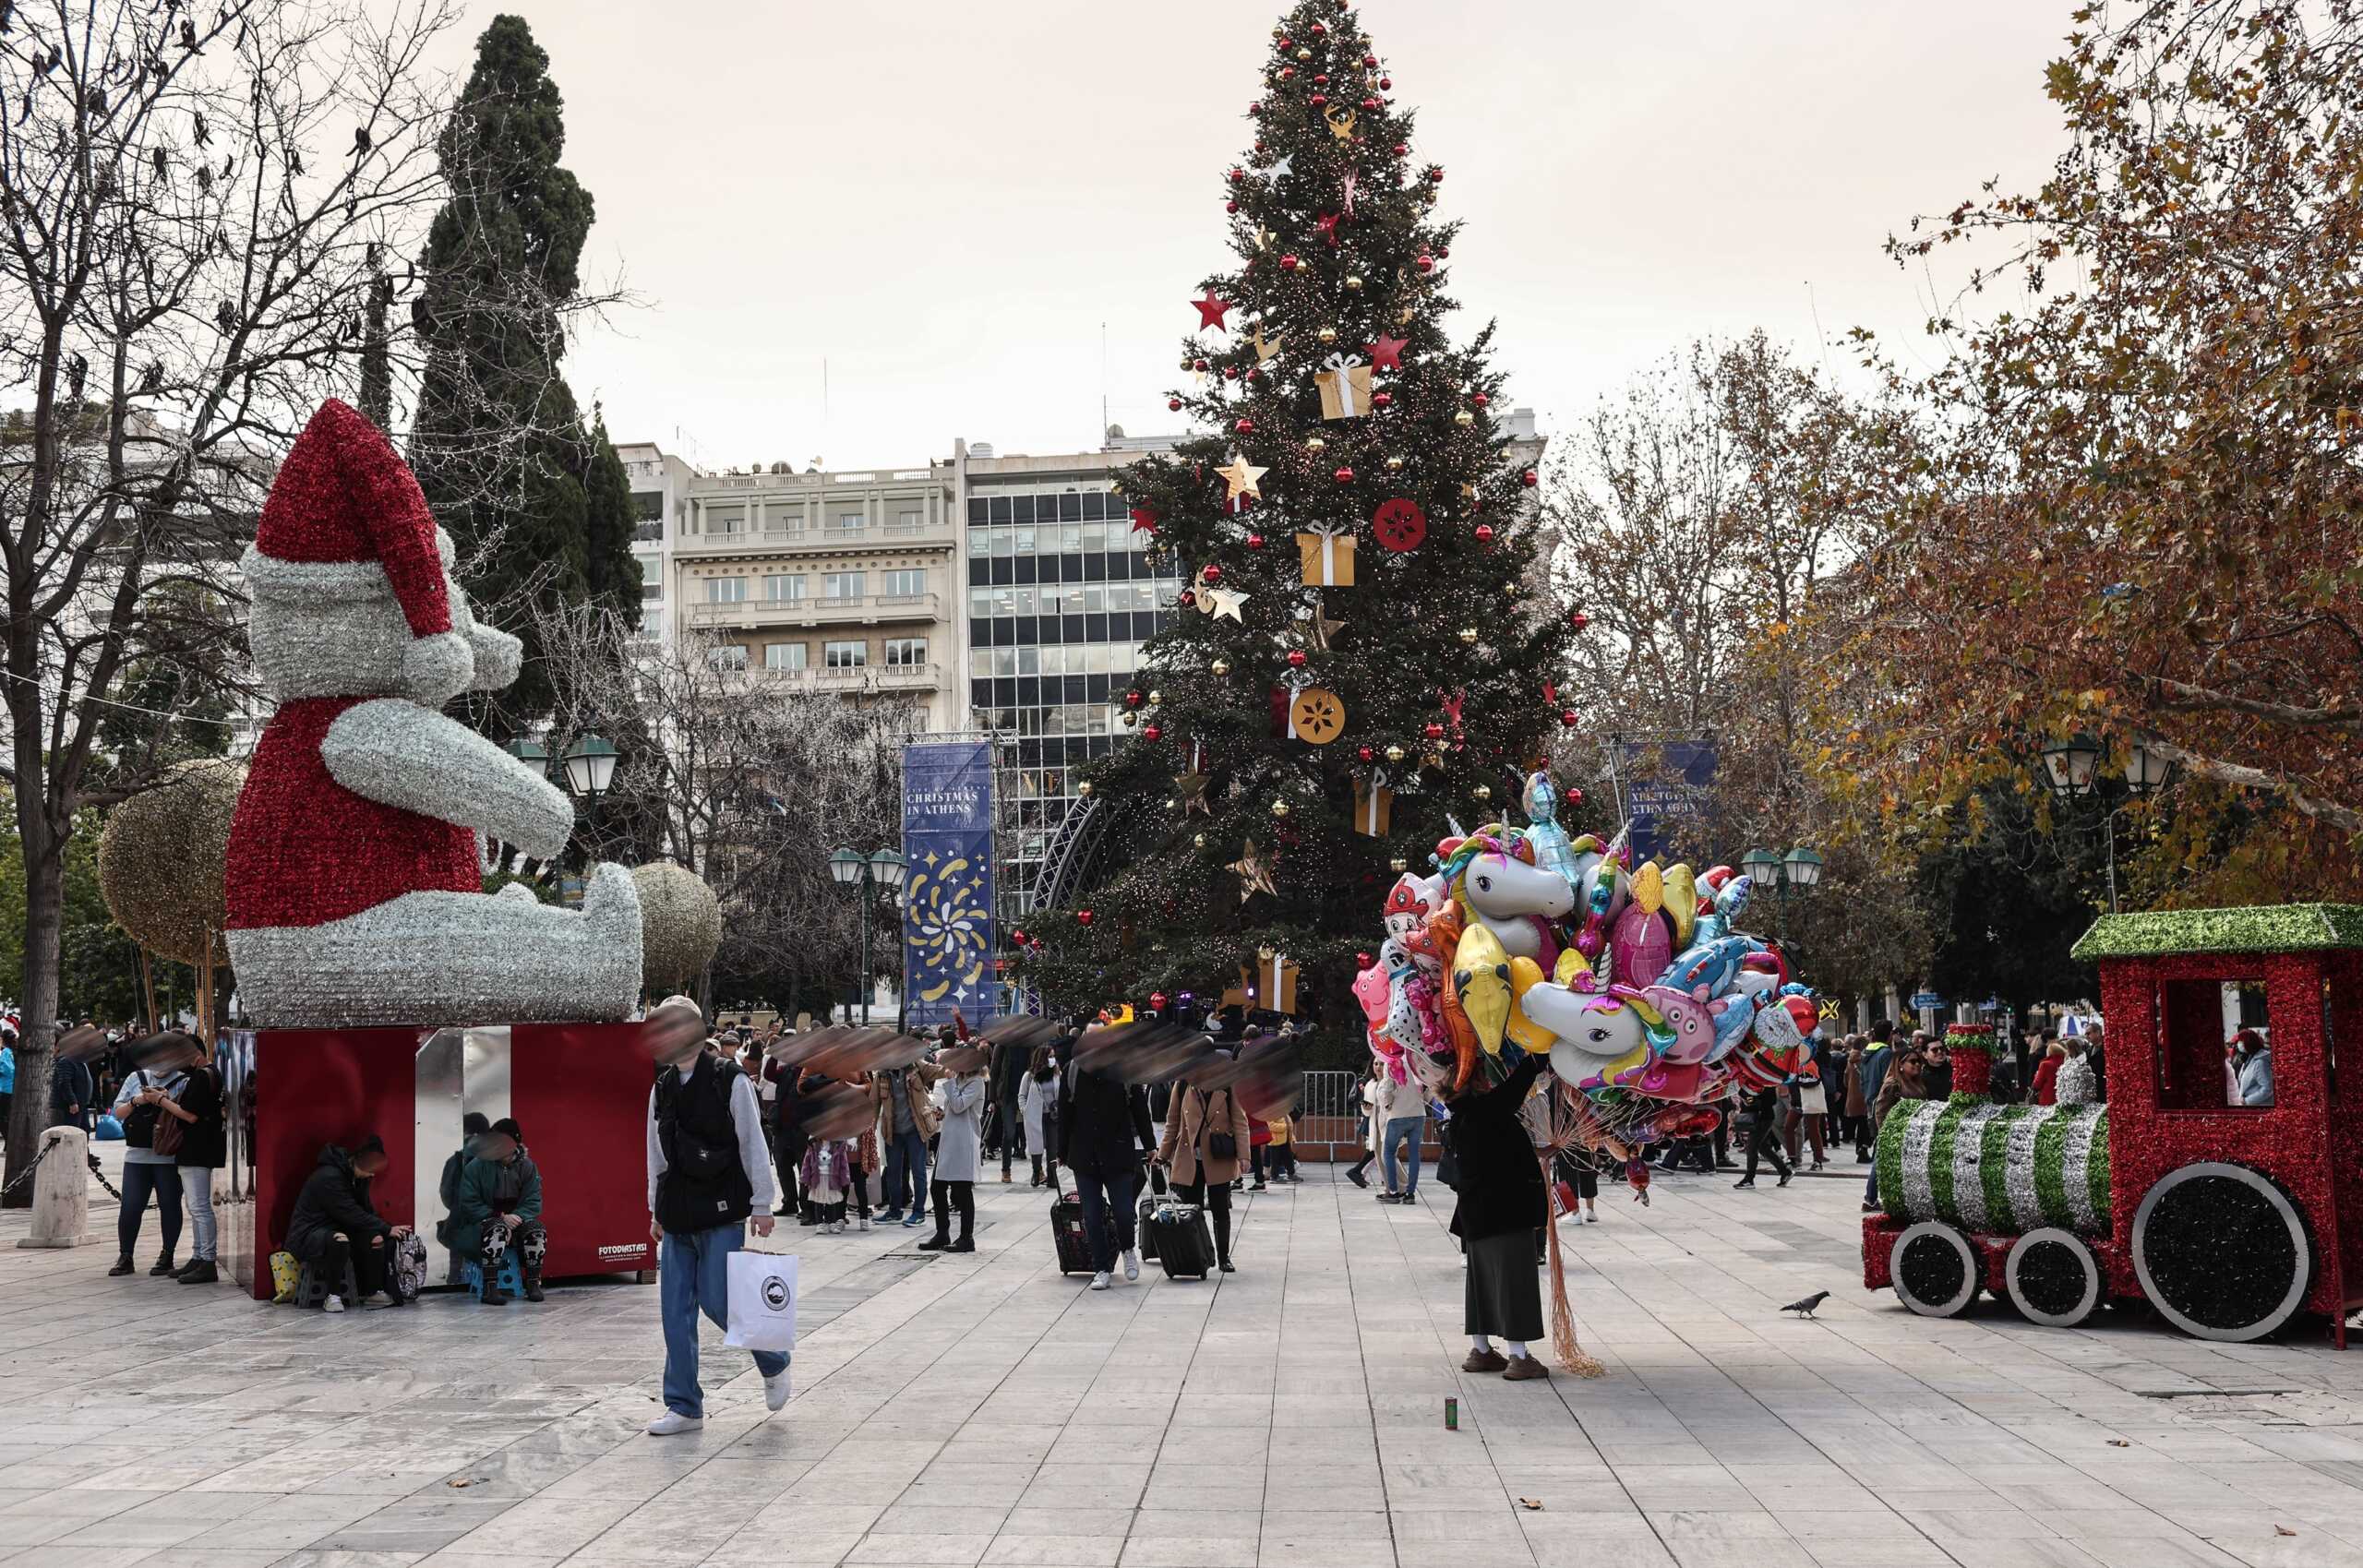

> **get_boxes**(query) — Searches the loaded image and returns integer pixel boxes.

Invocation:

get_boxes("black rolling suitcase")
[1138,1166,1171,1262]
[1151,1203,1217,1280]
[1051,1193,1095,1275]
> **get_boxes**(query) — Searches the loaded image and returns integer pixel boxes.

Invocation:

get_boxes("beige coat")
[870,1061,945,1143]
[1157,1083,1253,1189]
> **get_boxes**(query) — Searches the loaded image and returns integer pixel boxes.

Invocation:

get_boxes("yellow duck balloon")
[1451,919,1515,1056]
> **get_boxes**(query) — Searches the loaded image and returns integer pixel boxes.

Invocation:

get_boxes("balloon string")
[1541,1147,1605,1378]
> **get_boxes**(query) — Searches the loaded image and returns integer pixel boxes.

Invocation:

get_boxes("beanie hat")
[462,1112,490,1138]
[241,399,472,701]
[492,1117,522,1141]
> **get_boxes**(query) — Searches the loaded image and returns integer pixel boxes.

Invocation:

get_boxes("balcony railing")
[683,592,942,629]
[745,662,941,693]
[674,513,955,553]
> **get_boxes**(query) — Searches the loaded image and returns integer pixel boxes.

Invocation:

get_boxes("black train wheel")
[2005,1228,2102,1327]
[1891,1221,1979,1318]
[2132,1162,2311,1343]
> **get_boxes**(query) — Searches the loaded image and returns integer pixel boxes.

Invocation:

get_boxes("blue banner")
[900,740,996,1029]
[1619,739,1718,862]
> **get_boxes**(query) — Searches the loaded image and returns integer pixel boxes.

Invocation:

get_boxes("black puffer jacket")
[283,1146,389,1261]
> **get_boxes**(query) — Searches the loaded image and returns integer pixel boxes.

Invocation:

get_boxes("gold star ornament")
[1175,769,1212,815]
[1228,839,1278,903]
[1216,455,1267,502]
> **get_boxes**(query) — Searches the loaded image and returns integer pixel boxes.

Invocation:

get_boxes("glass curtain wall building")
[953,437,1182,924]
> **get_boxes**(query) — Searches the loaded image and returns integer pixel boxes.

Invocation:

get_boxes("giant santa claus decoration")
[224,399,642,1026]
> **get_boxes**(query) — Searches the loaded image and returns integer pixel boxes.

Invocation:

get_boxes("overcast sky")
[463,1,2077,473]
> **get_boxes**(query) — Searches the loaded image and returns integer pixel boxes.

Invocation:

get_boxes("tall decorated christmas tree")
[1017,0,1575,1025]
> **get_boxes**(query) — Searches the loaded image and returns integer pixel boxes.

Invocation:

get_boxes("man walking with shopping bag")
[644,996,790,1436]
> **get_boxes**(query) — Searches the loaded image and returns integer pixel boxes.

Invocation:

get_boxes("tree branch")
[2141,676,2362,730]
[2139,736,2363,834]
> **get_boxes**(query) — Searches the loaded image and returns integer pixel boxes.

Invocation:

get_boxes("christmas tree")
[1017,0,1575,1027]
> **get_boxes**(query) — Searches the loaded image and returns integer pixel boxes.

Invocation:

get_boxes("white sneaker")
[646,1411,704,1436]
[359,1290,396,1310]
[1122,1250,1141,1283]
[1089,1271,1111,1291]
[321,1294,345,1313]
[858,1214,871,1232]
[763,1369,791,1412]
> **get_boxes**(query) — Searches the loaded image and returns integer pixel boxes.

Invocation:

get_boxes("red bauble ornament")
[1474,523,1494,544]
[1472,391,1490,407]
[1225,199,1240,213]
[1362,53,1378,66]
[1391,141,1409,156]
[1246,532,1265,549]
[1309,92,1327,107]
[1150,991,1168,1011]
[1334,465,1356,484]
[1280,66,1296,80]
[1287,650,1308,668]
[1358,745,1374,762]
[1228,167,1245,185]
[1570,612,1590,630]
[1249,101,1263,115]
[1520,468,1539,487]
[1428,165,1446,183]
[1372,391,1392,409]
[1235,416,1254,433]
[1280,252,1301,272]
[1193,357,1209,371]
[1361,96,1380,111]
[1567,786,1585,806]
[1310,20,1325,35]
[1123,689,1144,707]
[1559,710,1579,729]
[1415,253,1436,273]
[1356,952,1375,971]
[1313,72,1329,86]
[1222,365,1239,381]
[1276,34,1291,47]
[1010,928,1027,946]
[1142,724,1162,742]
[1178,589,1196,607]
[1378,76,1392,90]
[1168,397,1183,412]
[1075,909,1094,926]
[1423,722,1445,741]
[1202,564,1223,584]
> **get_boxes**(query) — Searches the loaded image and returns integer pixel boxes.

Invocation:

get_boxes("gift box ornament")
[1353,781,1394,836]
[1296,526,1357,587]
[1314,353,1373,420]
[1237,950,1301,1013]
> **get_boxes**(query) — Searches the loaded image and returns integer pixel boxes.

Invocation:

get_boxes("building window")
[882,568,926,599]
[631,490,665,522]
[641,581,664,602]
[894,509,924,533]
[763,504,802,536]
[632,519,664,543]
[831,511,865,534]
[709,644,749,671]
[764,573,806,603]
[886,637,926,667]
[707,576,748,604]
[705,505,744,535]
[825,640,867,669]
[765,642,808,672]
[822,571,865,603]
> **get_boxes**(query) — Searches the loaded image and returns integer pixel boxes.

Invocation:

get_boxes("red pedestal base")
[239,1022,654,1299]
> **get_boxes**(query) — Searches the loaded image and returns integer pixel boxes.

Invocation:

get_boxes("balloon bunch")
[1350,769,1824,1162]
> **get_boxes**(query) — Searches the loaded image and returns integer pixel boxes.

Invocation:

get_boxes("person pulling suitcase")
[1152,1069,1252,1275]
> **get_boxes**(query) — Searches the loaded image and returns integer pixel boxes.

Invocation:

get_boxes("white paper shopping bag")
[724,1250,800,1353]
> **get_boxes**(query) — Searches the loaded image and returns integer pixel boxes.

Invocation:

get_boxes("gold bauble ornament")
[1385,744,1407,763]
[1458,627,1479,643]
[1385,456,1404,472]
[1305,435,1327,454]
[1271,799,1291,818]
[1454,409,1476,427]
[1344,274,1364,292]
[1422,751,1445,769]
[1473,784,1493,802]
[1147,689,1162,705]
[1211,658,1231,676]
[1194,833,1208,849]
[1121,711,1138,728]
[1076,781,1094,797]
[96,758,246,966]
[1296,46,1313,60]
[1166,798,1179,812]
[1389,856,1410,873]
[1397,306,1415,325]
[635,862,724,991]
[1317,326,1338,345]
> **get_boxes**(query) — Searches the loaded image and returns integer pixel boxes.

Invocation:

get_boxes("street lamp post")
[1740,844,1825,948]
[2037,734,2171,913]
[829,846,908,1023]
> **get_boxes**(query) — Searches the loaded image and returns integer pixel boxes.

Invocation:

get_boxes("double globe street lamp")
[503,734,621,899]
[1737,844,1826,945]
[2037,734,2173,913]
[829,847,907,1023]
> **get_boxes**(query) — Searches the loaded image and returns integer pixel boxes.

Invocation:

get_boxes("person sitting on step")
[282,1135,399,1312]
[450,1117,547,1303]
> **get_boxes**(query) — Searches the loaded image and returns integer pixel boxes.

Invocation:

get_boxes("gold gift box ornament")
[1296,525,1356,587]
[1314,352,1373,420]
[1352,781,1393,836]
[1224,949,1300,1014]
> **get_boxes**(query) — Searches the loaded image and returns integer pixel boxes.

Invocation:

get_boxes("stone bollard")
[15,1126,96,1249]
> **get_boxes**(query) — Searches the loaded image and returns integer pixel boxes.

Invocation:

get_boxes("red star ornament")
[1193,291,1233,331]
[1129,506,1159,536]
[1369,334,1409,372]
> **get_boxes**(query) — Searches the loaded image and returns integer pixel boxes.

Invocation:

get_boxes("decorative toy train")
[1863,904,2363,1344]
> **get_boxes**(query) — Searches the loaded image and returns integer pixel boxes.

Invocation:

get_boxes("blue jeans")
[1382,1116,1425,1195]
[660,1225,786,1418]
[882,1127,930,1217]
[1074,1166,1139,1272]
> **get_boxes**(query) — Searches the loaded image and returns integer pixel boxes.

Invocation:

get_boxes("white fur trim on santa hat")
[241,530,457,602]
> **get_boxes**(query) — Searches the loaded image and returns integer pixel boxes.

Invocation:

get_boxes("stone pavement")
[7,1150,2363,1568]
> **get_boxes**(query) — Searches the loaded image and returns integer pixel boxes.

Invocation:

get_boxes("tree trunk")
[3,825,66,1207]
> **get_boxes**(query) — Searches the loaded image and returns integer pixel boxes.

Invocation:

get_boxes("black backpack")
[120,1071,162,1149]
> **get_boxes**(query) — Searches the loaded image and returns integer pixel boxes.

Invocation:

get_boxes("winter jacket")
[283,1145,390,1262]
[1445,1052,1550,1243]
[2237,1048,2275,1107]
[1857,1043,1891,1115]
[1870,1071,1924,1131]
[1157,1083,1253,1188]
[870,1062,945,1143]
[169,1065,226,1169]
[1019,1071,1051,1154]
[435,1138,479,1246]
[2030,1055,2061,1107]
[49,1053,92,1126]
[931,1074,988,1182]
[1057,1058,1154,1178]
[449,1145,545,1258]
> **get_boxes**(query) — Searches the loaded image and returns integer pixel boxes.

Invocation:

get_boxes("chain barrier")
[0,1133,57,1201]
[85,1153,123,1203]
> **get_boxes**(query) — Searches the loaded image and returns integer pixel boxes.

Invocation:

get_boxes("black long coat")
[1057,1061,1154,1179]
[1445,1052,1549,1243]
